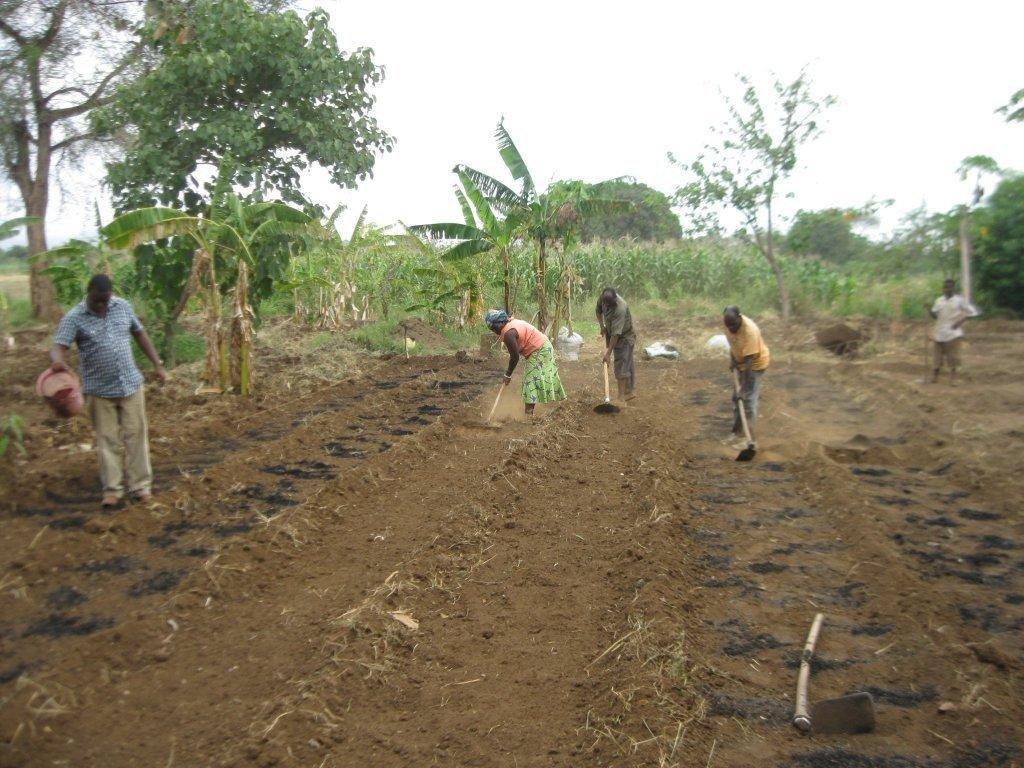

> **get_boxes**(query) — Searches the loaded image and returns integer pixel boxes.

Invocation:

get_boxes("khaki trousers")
[87,387,152,497]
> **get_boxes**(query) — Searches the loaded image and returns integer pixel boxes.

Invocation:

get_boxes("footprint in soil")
[23,613,114,638]
[128,570,184,597]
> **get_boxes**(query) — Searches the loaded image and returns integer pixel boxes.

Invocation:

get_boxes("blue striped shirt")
[54,297,145,398]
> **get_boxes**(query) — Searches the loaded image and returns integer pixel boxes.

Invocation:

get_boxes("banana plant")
[102,195,311,395]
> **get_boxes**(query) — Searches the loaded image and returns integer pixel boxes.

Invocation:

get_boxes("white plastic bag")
[705,334,730,352]
[555,326,584,361]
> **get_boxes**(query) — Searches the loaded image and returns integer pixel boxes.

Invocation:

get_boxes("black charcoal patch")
[404,415,430,425]
[261,460,336,480]
[749,562,788,574]
[50,516,86,530]
[213,520,252,538]
[128,570,184,597]
[873,495,914,507]
[850,685,936,707]
[958,605,1023,633]
[0,662,32,684]
[758,461,786,472]
[164,521,199,534]
[1004,594,1024,605]
[24,613,114,638]
[702,575,748,589]
[14,507,66,518]
[148,532,177,549]
[851,624,891,637]
[978,536,1016,550]
[699,554,733,568]
[373,380,400,389]
[924,515,960,527]
[78,556,144,574]
[181,546,214,558]
[434,380,472,390]
[719,619,785,657]
[417,404,443,415]
[782,650,858,672]
[323,442,366,459]
[943,570,1007,587]
[782,742,1018,767]
[958,508,1001,521]
[961,553,1003,567]
[706,688,789,723]
[833,581,868,607]
[385,428,414,436]
[690,390,711,405]
[930,461,955,476]
[698,492,744,504]
[46,586,86,609]
[851,467,890,477]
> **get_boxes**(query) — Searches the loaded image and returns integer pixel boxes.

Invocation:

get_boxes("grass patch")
[351,319,404,354]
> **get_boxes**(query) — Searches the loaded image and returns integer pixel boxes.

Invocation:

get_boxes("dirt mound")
[816,322,865,355]
[394,317,449,349]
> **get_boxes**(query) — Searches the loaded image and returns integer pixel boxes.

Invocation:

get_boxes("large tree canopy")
[570,178,680,242]
[975,175,1024,313]
[94,0,393,212]
[0,0,147,318]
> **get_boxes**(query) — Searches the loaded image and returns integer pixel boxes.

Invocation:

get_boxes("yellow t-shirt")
[726,317,770,371]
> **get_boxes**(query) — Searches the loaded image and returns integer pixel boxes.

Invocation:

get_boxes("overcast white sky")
[6,0,1023,244]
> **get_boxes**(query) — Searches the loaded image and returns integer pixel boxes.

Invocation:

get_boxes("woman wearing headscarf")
[485,310,566,414]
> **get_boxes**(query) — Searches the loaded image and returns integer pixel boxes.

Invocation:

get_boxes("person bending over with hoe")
[485,309,566,416]
[723,306,770,450]
[596,288,637,402]
[928,278,973,385]
[50,274,167,509]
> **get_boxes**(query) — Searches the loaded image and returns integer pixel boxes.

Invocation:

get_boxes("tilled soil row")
[2,345,1022,768]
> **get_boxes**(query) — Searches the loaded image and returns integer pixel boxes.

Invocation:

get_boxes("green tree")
[573,178,680,242]
[0,0,145,319]
[998,88,1024,123]
[974,175,1024,313]
[671,69,835,323]
[93,0,393,212]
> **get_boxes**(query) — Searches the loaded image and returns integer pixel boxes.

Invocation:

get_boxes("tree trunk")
[536,238,548,332]
[958,208,973,305]
[764,251,791,324]
[25,199,60,321]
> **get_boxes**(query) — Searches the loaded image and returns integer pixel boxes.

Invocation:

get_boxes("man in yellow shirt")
[723,306,770,448]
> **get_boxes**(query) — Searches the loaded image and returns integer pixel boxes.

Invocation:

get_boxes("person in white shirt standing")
[928,278,973,384]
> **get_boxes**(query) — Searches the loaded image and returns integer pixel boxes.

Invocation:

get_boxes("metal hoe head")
[808,692,876,735]
[594,400,620,415]
[735,444,757,462]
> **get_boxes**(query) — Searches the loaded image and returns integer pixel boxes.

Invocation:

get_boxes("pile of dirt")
[393,317,449,349]
[816,322,866,355]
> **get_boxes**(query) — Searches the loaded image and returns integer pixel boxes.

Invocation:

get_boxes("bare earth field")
[0,316,1021,767]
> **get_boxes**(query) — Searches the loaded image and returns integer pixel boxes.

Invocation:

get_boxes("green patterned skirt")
[522,340,566,405]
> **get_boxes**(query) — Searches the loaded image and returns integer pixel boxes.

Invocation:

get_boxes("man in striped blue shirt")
[50,275,167,509]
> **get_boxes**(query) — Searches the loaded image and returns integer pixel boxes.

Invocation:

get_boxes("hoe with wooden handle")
[594,360,620,414]
[793,613,876,735]
[731,369,757,461]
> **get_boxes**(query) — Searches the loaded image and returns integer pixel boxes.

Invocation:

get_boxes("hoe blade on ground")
[736,444,757,462]
[594,401,620,414]
[811,692,876,734]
